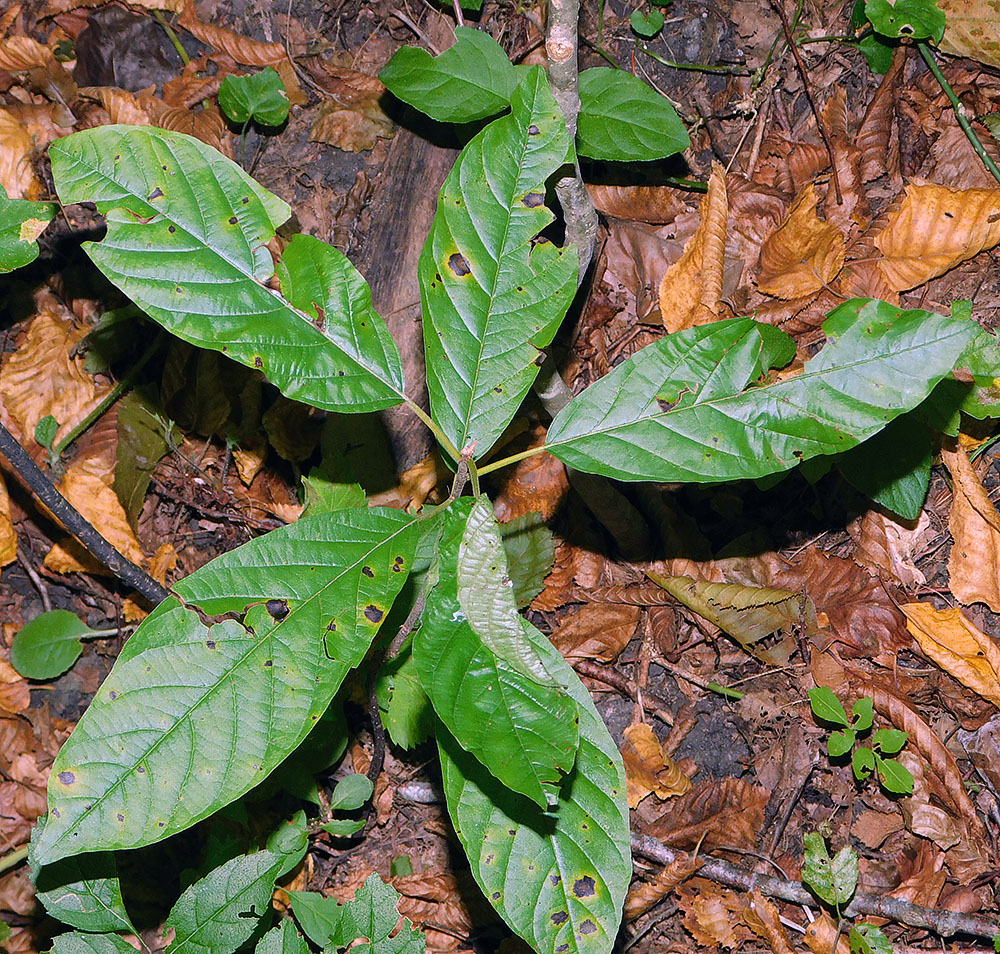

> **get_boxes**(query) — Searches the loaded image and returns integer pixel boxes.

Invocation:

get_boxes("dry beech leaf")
[852,808,903,850]
[937,0,1000,70]
[162,55,226,108]
[902,602,1000,707]
[233,436,267,486]
[875,182,1000,292]
[149,543,178,586]
[678,879,749,949]
[587,183,690,224]
[658,161,728,332]
[368,452,448,512]
[308,66,393,153]
[647,777,768,852]
[493,425,568,522]
[121,598,148,624]
[0,107,40,199]
[888,837,946,909]
[622,722,692,808]
[40,0,184,14]
[803,911,850,954]
[0,472,16,569]
[941,441,1000,610]
[741,891,795,954]
[624,856,702,921]
[78,85,154,125]
[0,35,53,72]
[550,603,639,663]
[822,89,869,233]
[756,184,846,299]
[848,509,929,587]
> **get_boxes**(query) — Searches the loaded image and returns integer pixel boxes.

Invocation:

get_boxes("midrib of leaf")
[44,519,414,861]
[79,139,406,402]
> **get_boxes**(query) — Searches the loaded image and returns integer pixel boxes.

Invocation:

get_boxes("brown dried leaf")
[848,508,930,587]
[40,0,184,14]
[803,911,850,954]
[624,856,702,921]
[149,543,178,586]
[756,184,846,299]
[0,107,40,199]
[678,879,749,949]
[531,542,607,612]
[549,603,639,662]
[162,55,226,108]
[658,162,728,332]
[852,809,903,850]
[0,472,16,569]
[0,35,53,71]
[0,657,29,715]
[646,777,768,852]
[902,602,1000,707]
[622,722,692,808]
[941,441,1000,610]
[308,66,393,153]
[587,184,690,224]
[368,453,448,512]
[493,426,568,522]
[856,49,905,186]
[937,0,1000,70]
[875,182,1000,292]
[741,891,795,954]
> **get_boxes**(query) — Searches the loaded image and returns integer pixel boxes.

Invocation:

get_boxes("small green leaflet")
[35,414,59,450]
[802,833,858,908]
[219,67,290,127]
[10,610,95,680]
[329,773,373,810]
[439,621,630,954]
[420,67,577,458]
[629,9,664,37]
[33,509,418,864]
[852,697,874,732]
[576,68,688,161]
[865,0,946,42]
[0,184,56,273]
[827,729,855,757]
[49,126,405,414]
[874,754,913,794]
[546,299,978,482]
[809,687,850,727]
[380,26,528,123]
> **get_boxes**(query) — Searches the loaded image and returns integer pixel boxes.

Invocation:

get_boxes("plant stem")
[477,443,550,476]
[403,398,462,463]
[636,46,750,74]
[151,9,191,66]
[467,459,481,497]
[0,844,28,875]
[917,41,1000,185]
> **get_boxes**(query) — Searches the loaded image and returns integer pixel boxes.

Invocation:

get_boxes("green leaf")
[33,508,418,864]
[802,833,858,907]
[629,9,664,37]
[35,414,58,450]
[0,921,9,944]
[49,126,405,414]
[837,413,931,520]
[993,931,1000,953]
[853,746,876,780]
[379,27,525,123]
[288,891,343,947]
[849,923,893,954]
[576,68,689,161]
[10,610,94,681]
[809,687,850,727]
[414,498,579,808]
[114,388,171,529]
[320,817,366,837]
[50,933,139,954]
[390,856,413,878]
[500,512,555,609]
[439,621,630,954]
[256,921,310,954]
[852,697,874,733]
[420,67,577,458]
[875,756,914,794]
[301,466,366,518]
[872,728,908,755]
[330,774,373,811]
[546,300,978,482]
[858,33,896,73]
[865,0,945,42]
[218,67,289,127]
[163,848,287,954]
[0,184,56,273]
[827,728,855,758]
[378,647,434,749]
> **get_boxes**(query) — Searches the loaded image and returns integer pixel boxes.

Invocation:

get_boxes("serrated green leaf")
[875,756,914,794]
[865,0,945,41]
[850,923,893,954]
[330,774,373,811]
[858,33,896,72]
[34,509,418,864]
[500,512,555,609]
[872,728,907,755]
[164,849,286,954]
[827,729,855,757]
[0,184,56,273]
[219,67,289,127]
[853,746,876,780]
[49,126,405,414]
[421,67,577,458]
[546,299,978,482]
[809,687,850,727]
[439,621,630,954]
[414,498,579,808]
[11,610,93,681]
[50,933,138,954]
[629,9,664,36]
[802,833,857,907]
[576,68,688,161]
[852,697,874,732]
[378,647,434,749]
[379,27,525,123]
[256,921,310,954]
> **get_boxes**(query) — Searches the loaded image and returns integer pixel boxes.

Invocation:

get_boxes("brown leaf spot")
[206,640,216,650]
[447,252,471,276]
[528,123,540,135]
[364,604,384,623]
[266,599,289,620]
[57,771,75,785]
[573,876,596,897]
[522,192,544,208]
[228,216,238,225]
[253,356,264,369]
[579,921,597,935]
[550,875,561,885]
[361,566,374,578]
[117,813,124,822]
[551,911,568,925]
[148,187,164,200]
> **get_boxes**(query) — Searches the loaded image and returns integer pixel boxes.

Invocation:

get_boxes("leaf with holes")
[32,508,418,864]
[439,620,630,954]
[420,67,577,458]
[414,497,578,809]
[865,0,945,41]
[545,299,977,482]
[0,183,56,273]
[49,126,404,414]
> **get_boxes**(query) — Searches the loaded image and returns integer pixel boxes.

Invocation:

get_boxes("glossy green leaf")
[865,0,945,41]
[802,833,858,907]
[330,773,373,811]
[421,67,577,457]
[218,67,289,127]
[629,9,664,36]
[875,756,913,794]
[301,466,366,518]
[320,817,365,837]
[827,729,855,758]
[546,300,978,482]
[49,126,405,414]
[500,512,555,609]
[809,687,850,727]
[872,728,908,755]
[33,509,418,864]
[439,621,630,954]
[256,921,310,954]
[576,68,688,161]
[414,498,579,809]
[0,184,56,273]
[379,27,526,123]
[11,611,94,681]
[853,747,876,780]
[852,697,874,733]
[50,933,138,954]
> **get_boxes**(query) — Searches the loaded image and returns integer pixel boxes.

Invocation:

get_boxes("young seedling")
[218,67,290,169]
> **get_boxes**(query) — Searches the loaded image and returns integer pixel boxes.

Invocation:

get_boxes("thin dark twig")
[0,420,169,606]
[365,672,387,798]
[769,0,842,205]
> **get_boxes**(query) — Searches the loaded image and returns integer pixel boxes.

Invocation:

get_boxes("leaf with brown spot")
[803,912,850,954]
[941,440,1000,611]
[756,184,846,299]
[621,722,692,808]
[657,162,727,332]
[937,0,1000,70]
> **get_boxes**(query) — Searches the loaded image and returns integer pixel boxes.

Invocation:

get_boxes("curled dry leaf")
[0,656,29,715]
[40,0,183,14]
[658,162,728,332]
[802,911,850,954]
[876,182,1000,293]
[848,508,930,587]
[622,722,692,808]
[887,834,946,910]
[856,49,905,186]
[756,184,846,299]
[531,541,607,612]
[549,603,639,663]
[958,712,1000,794]
[78,85,154,125]
[149,543,178,587]
[493,425,568,522]
[902,602,1000,707]
[941,441,1000,611]
[741,891,795,954]
[851,808,903,850]
[678,879,750,949]
[624,856,702,921]
[368,452,448,512]
[0,472,15,569]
